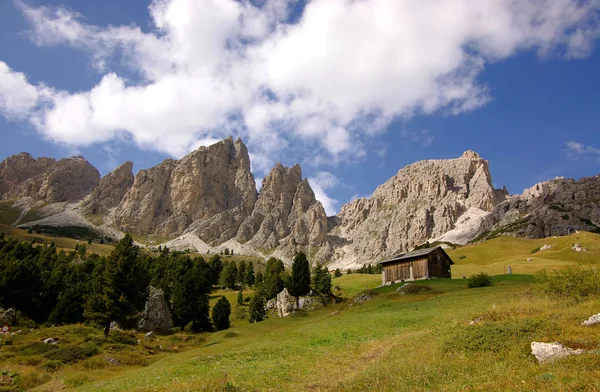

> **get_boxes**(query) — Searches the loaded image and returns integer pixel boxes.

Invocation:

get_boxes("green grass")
[448,231,600,277]
[332,274,382,298]
[1,273,599,391]
[0,200,20,225]
[0,224,115,256]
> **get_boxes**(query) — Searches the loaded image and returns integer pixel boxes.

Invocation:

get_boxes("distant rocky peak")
[461,150,481,159]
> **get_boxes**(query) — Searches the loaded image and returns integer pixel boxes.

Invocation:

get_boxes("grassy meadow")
[1,227,599,390]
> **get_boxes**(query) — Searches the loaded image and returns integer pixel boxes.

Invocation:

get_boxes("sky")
[1,0,599,216]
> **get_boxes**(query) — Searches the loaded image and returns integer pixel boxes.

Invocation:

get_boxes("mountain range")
[1,136,598,268]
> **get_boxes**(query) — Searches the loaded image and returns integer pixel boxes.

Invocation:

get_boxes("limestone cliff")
[481,176,600,238]
[236,163,330,260]
[329,151,508,266]
[0,153,100,203]
[81,161,134,217]
[112,137,257,242]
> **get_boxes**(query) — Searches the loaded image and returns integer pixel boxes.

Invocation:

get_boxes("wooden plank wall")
[427,249,452,278]
[383,258,429,282]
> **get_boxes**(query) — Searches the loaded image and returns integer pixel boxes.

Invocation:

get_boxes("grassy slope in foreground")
[74,275,599,392]
[448,231,600,277]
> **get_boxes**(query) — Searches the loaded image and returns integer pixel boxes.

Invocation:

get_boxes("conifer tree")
[84,233,148,337]
[212,296,231,331]
[312,263,332,295]
[245,261,255,286]
[248,292,266,323]
[237,260,246,285]
[289,252,311,302]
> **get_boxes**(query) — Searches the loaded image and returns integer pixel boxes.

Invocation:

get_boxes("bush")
[212,296,231,331]
[109,330,138,346]
[42,360,62,372]
[397,284,436,295]
[467,273,492,288]
[444,318,552,353]
[536,266,600,302]
[45,344,99,363]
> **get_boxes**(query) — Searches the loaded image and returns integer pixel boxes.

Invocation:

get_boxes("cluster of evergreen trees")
[0,232,340,332]
[0,233,223,336]
[346,263,382,275]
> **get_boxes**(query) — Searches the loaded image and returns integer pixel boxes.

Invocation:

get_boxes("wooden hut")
[378,246,453,285]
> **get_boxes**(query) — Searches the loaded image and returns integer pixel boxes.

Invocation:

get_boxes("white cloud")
[566,140,600,159]
[1,0,600,175]
[308,171,340,216]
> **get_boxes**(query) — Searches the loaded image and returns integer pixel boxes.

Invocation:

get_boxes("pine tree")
[248,292,266,323]
[289,252,311,302]
[219,261,238,289]
[255,271,263,286]
[212,296,231,331]
[347,269,353,275]
[208,254,223,286]
[237,290,244,305]
[263,257,285,299]
[84,233,148,337]
[237,260,246,286]
[245,261,255,286]
[312,263,332,295]
[334,268,342,278]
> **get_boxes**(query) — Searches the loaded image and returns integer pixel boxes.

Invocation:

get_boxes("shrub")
[42,360,62,372]
[530,247,541,254]
[397,284,435,295]
[109,330,138,346]
[467,273,492,288]
[536,266,600,302]
[237,291,244,305]
[212,296,231,331]
[444,318,552,353]
[45,344,99,363]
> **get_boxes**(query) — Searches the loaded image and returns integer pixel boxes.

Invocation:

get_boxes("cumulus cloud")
[566,140,600,159]
[1,0,600,174]
[308,171,340,216]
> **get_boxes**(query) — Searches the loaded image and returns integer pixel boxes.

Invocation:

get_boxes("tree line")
[0,233,338,334]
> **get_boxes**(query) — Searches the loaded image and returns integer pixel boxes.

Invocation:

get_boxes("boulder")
[572,243,584,252]
[540,244,552,251]
[144,331,155,341]
[298,295,325,311]
[354,293,372,303]
[43,338,58,345]
[531,342,584,363]
[266,298,277,310]
[276,288,295,317]
[138,286,173,331]
[582,313,600,326]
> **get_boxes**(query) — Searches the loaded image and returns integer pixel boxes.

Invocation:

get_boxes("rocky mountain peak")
[330,151,507,267]
[0,153,99,203]
[81,161,135,218]
[461,150,481,159]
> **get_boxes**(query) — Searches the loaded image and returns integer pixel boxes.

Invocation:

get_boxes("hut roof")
[378,246,454,265]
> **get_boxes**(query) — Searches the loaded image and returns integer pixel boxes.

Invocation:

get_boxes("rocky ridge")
[1,140,599,267]
[328,151,508,267]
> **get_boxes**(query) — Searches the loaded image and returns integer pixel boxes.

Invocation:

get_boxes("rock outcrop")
[0,154,100,203]
[112,137,257,242]
[236,163,330,260]
[276,288,295,317]
[329,151,508,266]
[138,286,173,331]
[531,342,584,363]
[481,176,600,239]
[81,161,134,217]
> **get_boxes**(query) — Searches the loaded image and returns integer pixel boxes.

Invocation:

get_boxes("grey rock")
[276,288,295,317]
[138,286,173,331]
[144,331,155,341]
[540,244,552,251]
[43,338,58,345]
[297,295,325,311]
[106,357,120,365]
[82,161,134,218]
[582,313,600,326]
[266,298,277,310]
[531,342,584,363]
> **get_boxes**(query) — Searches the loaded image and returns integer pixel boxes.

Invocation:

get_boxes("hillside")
[449,231,600,277]
[3,275,597,391]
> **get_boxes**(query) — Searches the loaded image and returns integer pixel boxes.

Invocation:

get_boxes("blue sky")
[1,0,599,215]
